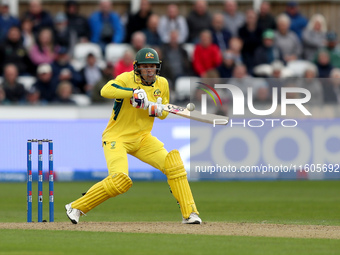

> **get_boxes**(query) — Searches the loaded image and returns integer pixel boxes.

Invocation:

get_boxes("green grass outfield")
[0,181,340,254]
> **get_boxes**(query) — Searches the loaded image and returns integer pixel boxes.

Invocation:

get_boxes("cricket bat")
[163,103,229,125]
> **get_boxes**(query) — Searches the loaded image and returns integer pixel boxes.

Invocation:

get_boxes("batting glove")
[149,97,164,117]
[131,89,149,110]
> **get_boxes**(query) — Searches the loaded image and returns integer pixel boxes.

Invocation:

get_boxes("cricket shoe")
[182,213,202,224]
[65,203,84,224]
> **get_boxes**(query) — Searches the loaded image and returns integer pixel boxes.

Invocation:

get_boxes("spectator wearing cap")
[223,0,245,37]
[88,0,124,52]
[315,32,340,68]
[32,63,58,102]
[187,0,212,43]
[65,0,90,43]
[0,0,20,43]
[192,30,222,77]
[29,28,55,66]
[257,1,276,32]
[79,53,103,95]
[238,9,263,73]
[0,26,35,75]
[158,4,188,44]
[125,0,152,43]
[210,13,232,52]
[274,13,302,62]
[302,14,327,61]
[53,12,77,55]
[285,1,308,40]
[1,64,26,103]
[51,46,82,90]
[253,29,283,67]
[22,0,54,36]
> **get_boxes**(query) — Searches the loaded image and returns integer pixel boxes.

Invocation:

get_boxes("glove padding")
[131,89,149,110]
[149,97,164,117]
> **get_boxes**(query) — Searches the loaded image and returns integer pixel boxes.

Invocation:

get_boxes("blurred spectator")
[1,64,26,103]
[193,30,222,77]
[274,14,302,62]
[216,50,236,78]
[0,26,35,75]
[302,14,327,61]
[229,64,268,101]
[29,28,55,66]
[228,37,243,65]
[316,50,332,78]
[125,0,152,43]
[230,64,269,101]
[153,46,174,90]
[21,17,35,51]
[158,4,188,44]
[92,62,113,103]
[187,0,211,43]
[79,53,103,95]
[142,14,161,47]
[32,63,58,102]
[295,64,323,105]
[257,1,276,31]
[254,29,283,66]
[114,49,134,77]
[0,85,8,104]
[51,46,82,90]
[161,30,192,85]
[53,12,77,55]
[54,81,76,104]
[89,0,124,51]
[285,1,308,40]
[223,0,245,36]
[131,31,147,53]
[266,61,286,101]
[316,32,340,68]
[210,13,232,52]
[323,68,340,103]
[0,0,20,43]
[238,9,262,73]
[65,0,90,43]
[22,0,54,36]
[26,86,41,105]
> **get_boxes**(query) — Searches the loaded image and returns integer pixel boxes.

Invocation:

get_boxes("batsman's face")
[139,64,157,83]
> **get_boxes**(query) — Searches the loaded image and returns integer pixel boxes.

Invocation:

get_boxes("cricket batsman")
[65,48,201,224]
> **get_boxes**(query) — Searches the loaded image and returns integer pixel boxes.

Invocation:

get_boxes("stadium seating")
[71,42,106,71]
[105,43,132,64]
[174,76,199,101]
[18,76,37,91]
[183,43,195,61]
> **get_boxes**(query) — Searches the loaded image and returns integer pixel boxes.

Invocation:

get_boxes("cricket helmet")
[133,48,162,85]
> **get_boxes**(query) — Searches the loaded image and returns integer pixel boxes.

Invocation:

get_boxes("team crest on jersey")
[154,89,161,98]
[111,141,116,149]
[145,52,154,59]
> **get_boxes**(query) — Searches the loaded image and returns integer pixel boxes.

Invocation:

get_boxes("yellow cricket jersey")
[100,71,169,142]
